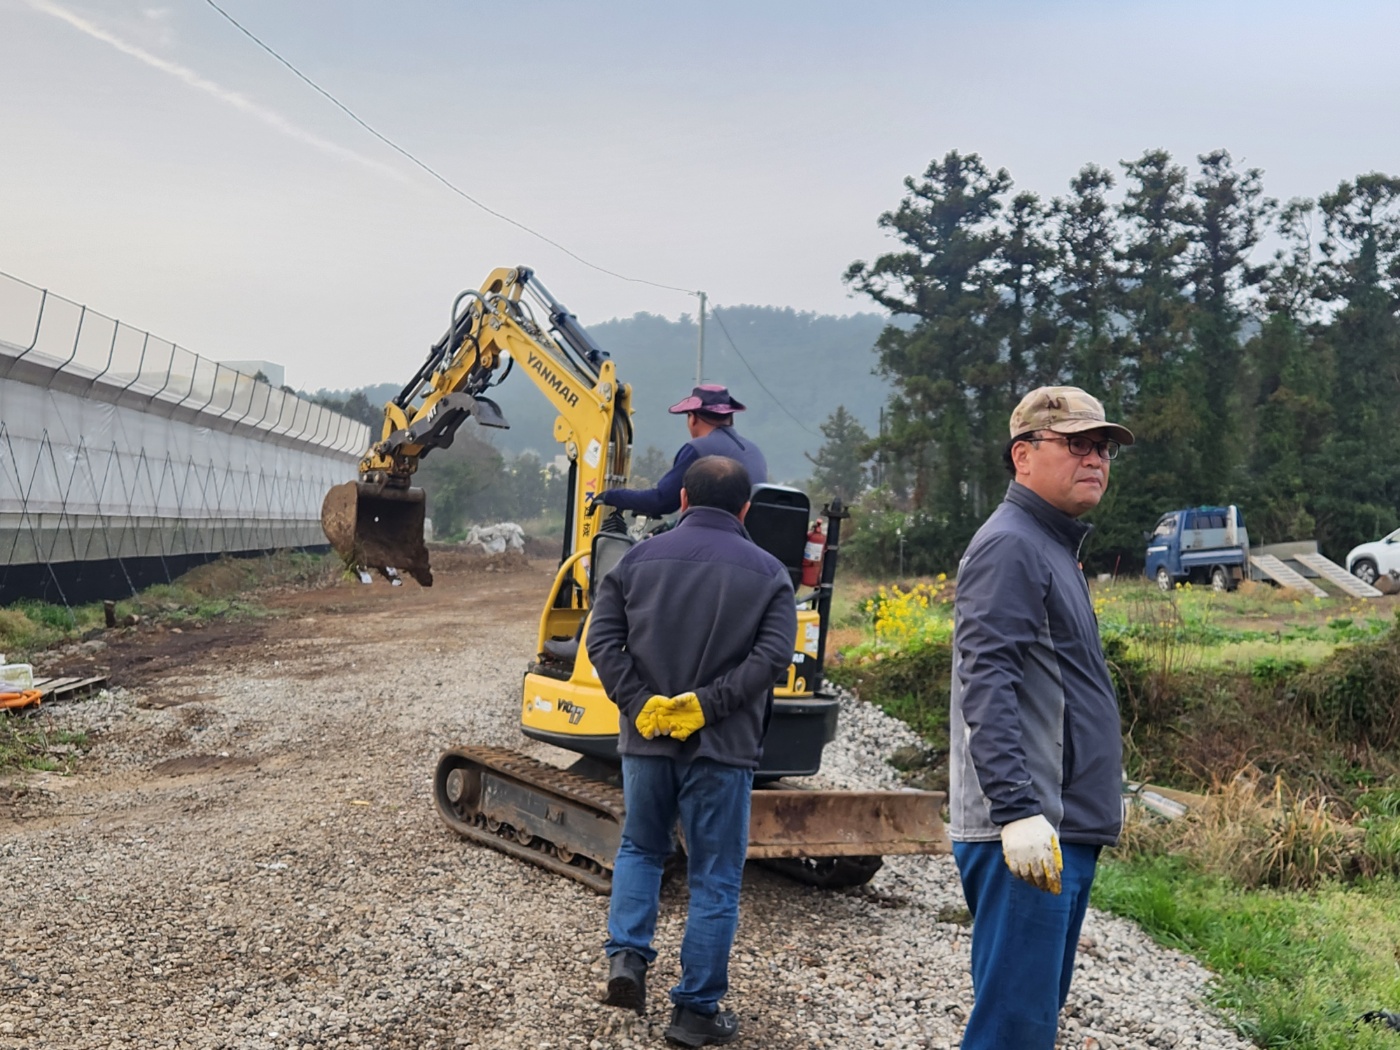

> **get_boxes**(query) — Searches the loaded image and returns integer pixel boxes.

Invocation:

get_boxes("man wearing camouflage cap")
[949,385,1133,1049]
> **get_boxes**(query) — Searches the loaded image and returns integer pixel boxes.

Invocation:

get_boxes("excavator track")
[433,745,625,894]
[758,855,886,890]
[436,746,948,895]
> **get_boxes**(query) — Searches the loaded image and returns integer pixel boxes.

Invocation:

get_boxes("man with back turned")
[587,454,796,1047]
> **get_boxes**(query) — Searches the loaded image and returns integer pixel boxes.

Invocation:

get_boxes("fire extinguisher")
[801,520,826,588]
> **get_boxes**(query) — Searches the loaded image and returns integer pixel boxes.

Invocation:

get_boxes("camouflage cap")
[1009,386,1134,445]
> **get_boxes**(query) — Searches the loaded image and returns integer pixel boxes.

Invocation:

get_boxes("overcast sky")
[3,0,1399,390]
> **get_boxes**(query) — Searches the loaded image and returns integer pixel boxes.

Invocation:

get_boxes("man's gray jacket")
[586,505,796,770]
[948,482,1123,846]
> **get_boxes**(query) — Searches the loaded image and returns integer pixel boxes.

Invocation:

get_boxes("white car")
[1346,527,1400,585]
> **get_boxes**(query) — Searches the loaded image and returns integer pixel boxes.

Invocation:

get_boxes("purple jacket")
[599,427,768,518]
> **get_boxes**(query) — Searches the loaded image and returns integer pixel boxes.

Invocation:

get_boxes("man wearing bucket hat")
[595,384,767,518]
[948,385,1134,1050]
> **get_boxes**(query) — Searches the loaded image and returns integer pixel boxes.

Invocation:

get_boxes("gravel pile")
[0,603,1255,1050]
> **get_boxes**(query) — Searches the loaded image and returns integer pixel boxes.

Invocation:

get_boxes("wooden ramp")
[1249,554,1327,597]
[1293,551,1384,598]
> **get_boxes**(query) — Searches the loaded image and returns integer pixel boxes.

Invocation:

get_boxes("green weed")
[0,716,88,774]
[1095,856,1400,1050]
[1287,626,1400,747]
[827,644,951,742]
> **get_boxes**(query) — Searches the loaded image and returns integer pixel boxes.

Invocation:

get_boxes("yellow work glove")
[634,695,669,740]
[1000,814,1063,894]
[655,692,705,742]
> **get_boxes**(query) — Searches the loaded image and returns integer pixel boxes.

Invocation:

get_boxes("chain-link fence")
[0,271,370,606]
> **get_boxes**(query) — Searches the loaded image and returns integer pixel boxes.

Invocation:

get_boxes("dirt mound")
[524,536,558,558]
[427,545,534,574]
[172,552,340,597]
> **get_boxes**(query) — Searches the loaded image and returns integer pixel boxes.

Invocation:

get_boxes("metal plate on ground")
[746,788,949,858]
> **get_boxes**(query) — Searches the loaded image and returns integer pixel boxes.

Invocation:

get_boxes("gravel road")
[0,557,1256,1050]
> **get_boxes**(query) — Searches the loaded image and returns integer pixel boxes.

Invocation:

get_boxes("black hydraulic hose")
[517,268,609,374]
[397,290,486,409]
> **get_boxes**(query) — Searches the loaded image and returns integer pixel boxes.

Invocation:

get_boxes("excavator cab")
[520,484,838,778]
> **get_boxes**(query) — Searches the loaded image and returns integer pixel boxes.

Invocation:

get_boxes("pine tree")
[1052,164,1125,404]
[1242,199,1331,543]
[1109,149,1200,556]
[844,151,1012,567]
[1312,173,1400,547]
[1185,149,1273,486]
[805,406,871,504]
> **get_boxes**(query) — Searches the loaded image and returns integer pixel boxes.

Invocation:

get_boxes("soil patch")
[150,753,259,776]
[426,544,537,573]
[34,557,557,698]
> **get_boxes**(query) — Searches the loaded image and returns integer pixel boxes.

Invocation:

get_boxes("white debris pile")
[465,522,526,555]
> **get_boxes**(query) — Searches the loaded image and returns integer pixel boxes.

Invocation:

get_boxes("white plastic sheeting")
[0,271,370,575]
[0,378,356,563]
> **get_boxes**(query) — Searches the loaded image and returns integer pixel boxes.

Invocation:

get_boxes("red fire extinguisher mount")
[801,520,826,588]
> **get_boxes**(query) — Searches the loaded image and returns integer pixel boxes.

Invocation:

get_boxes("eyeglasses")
[1029,433,1121,461]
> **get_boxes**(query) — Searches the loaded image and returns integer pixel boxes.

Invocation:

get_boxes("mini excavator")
[322,266,946,892]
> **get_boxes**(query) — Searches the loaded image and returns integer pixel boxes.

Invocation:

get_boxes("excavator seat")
[743,484,811,589]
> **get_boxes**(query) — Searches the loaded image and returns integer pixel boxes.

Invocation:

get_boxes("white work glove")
[1000,814,1063,894]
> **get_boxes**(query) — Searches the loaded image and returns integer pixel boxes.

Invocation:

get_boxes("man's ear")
[736,500,751,523]
[680,488,691,513]
[1011,439,1033,477]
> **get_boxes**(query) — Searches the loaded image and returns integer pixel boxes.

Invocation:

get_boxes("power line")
[198,3,820,437]
[200,0,696,296]
[708,305,819,436]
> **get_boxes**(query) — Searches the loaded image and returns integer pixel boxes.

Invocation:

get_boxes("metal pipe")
[0,272,49,376]
[118,333,152,393]
[808,497,850,696]
[46,305,87,385]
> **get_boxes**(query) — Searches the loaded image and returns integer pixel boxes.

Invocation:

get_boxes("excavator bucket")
[321,481,433,586]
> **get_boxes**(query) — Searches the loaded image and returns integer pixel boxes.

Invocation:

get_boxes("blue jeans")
[606,754,752,1013]
[952,839,1101,1050]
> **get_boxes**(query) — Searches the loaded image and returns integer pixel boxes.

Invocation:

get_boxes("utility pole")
[694,290,706,386]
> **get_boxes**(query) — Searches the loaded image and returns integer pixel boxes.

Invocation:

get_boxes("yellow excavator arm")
[322,266,633,587]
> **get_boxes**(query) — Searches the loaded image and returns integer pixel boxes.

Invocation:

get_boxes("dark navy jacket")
[948,482,1123,846]
[586,506,796,770]
[600,427,768,518]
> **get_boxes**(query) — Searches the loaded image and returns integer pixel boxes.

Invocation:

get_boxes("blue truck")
[1144,505,1248,592]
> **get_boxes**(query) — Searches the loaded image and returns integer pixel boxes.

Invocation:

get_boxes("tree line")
[835,148,1400,574]
[310,148,1400,574]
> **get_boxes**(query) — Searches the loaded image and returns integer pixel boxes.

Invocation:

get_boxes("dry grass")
[1121,767,1365,890]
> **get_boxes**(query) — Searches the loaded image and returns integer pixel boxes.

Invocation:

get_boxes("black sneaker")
[602,951,646,1015]
[664,1004,739,1047]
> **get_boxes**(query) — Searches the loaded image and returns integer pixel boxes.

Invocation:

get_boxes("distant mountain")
[314,306,894,483]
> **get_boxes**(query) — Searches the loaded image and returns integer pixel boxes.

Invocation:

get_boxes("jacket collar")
[676,505,749,535]
[1005,481,1095,551]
